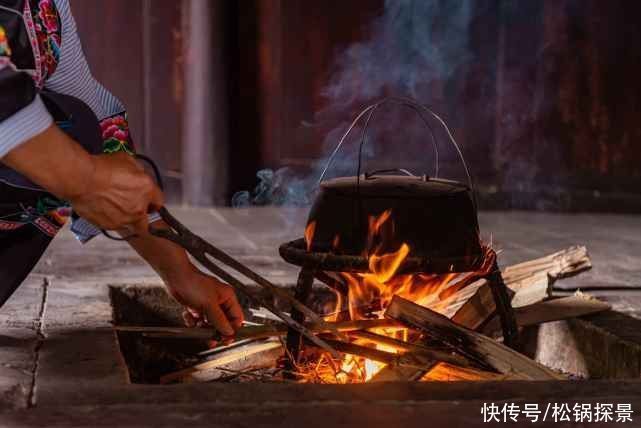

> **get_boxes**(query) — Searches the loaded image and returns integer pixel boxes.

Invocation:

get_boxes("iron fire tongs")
[103,155,343,358]
[149,207,343,358]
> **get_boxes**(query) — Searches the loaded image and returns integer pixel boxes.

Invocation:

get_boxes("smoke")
[321,0,473,109]
[233,0,477,208]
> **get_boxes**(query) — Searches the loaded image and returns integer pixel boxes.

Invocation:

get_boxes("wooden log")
[450,280,495,330]
[159,339,283,384]
[482,292,611,334]
[422,362,527,381]
[430,279,488,318]
[384,295,563,380]
[372,246,591,382]
[502,245,591,284]
[451,246,594,331]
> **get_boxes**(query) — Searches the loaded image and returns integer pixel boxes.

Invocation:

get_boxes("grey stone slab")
[33,236,157,283]
[42,280,113,329]
[0,277,45,329]
[526,310,641,379]
[0,328,36,411]
[4,395,641,428]
[31,377,641,408]
[34,329,129,408]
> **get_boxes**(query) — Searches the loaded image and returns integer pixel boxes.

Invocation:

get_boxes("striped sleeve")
[0,94,53,158]
[48,0,159,244]
[47,0,126,120]
[0,22,53,158]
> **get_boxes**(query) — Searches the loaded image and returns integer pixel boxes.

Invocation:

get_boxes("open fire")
[297,209,495,383]
[114,99,599,385]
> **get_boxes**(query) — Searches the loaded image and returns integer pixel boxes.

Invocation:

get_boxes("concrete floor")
[0,207,640,427]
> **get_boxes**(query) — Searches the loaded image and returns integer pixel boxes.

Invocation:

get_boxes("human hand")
[68,152,164,233]
[166,268,244,338]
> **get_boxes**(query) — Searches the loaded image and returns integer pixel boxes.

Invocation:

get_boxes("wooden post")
[182,0,230,205]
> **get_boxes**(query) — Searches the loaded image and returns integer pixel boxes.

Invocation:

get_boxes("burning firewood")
[384,295,564,380]
[371,246,592,382]
[422,363,526,381]
[125,246,592,384]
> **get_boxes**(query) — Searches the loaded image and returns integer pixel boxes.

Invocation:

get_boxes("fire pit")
[113,98,601,385]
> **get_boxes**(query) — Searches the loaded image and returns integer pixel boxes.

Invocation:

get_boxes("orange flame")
[304,221,316,252]
[303,210,489,383]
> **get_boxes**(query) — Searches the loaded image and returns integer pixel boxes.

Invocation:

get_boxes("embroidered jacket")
[0,0,147,241]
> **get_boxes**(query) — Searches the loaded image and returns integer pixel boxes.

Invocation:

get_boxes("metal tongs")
[105,155,343,358]
[149,207,343,357]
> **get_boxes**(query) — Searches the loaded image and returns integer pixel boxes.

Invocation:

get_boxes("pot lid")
[320,175,470,199]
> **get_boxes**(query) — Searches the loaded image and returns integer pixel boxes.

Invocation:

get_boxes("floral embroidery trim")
[31,0,61,82]
[0,26,12,56]
[100,113,134,155]
[22,0,44,86]
[22,0,61,87]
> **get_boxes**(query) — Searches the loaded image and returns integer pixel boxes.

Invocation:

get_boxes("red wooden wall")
[68,0,641,210]
[69,0,185,202]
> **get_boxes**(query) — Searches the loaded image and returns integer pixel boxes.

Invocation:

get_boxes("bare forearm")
[126,220,196,284]
[1,124,163,231]
[1,124,94,200]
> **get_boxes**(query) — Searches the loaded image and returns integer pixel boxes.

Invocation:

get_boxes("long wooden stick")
[385,295,563,380]
[115,319,402,341]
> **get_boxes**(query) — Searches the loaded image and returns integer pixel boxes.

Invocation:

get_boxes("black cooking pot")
[306,97,483,267]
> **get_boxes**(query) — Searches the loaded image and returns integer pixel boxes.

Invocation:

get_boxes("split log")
[451,246,593,331]
[384,295,563,380]
[502,245,591,285]
[372,246,591,382]
[482,292,610,334]
[450,280,495,330]
[422,362,526,381]
[159,339,283,384]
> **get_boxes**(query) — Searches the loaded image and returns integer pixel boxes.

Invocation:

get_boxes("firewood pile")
[117,245,609,384]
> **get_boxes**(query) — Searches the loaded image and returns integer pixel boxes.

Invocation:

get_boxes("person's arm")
[45,0,244,335]
[2,125,163,232]
[0,19,162,231]
[126,220,244,336]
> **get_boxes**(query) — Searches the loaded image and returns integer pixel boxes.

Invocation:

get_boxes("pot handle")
[318,97,474,194]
